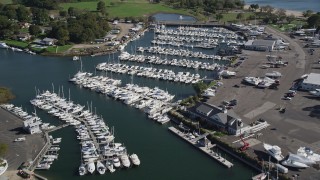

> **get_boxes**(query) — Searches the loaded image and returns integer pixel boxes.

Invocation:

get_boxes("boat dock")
[168,126,233,168]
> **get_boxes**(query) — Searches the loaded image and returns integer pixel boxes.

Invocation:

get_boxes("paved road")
[0,108,45,170]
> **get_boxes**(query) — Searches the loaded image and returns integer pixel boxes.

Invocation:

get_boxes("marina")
[30,90,140,175]
[69,72,174,123]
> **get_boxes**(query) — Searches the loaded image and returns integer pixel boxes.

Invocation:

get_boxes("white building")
[244,40,275,51]
[301,73,320,91]
[23,117,42,134]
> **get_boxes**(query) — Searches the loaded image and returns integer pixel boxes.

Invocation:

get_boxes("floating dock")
[168,126,233,168]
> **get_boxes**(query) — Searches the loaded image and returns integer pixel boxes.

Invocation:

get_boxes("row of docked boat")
[137,46,227,60]
[36,145,60,170]
[29,90,140,175]
[96,63,202,84]
[0,104,56,133]
[119,52,222,71]
[155,26,243,40]
[263,143,320,169]
[69,72,173,124]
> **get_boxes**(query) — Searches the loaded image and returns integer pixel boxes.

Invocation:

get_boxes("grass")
[219,12,254,23]
[270,20,307,32]
[0,0,12,4]
[60,0,192,18]
[46,45,72,53]
[0,87,15,104]
[3,40,29,49]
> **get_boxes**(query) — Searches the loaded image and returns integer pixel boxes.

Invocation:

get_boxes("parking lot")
[207,27,320,179]
[0,108,45,171]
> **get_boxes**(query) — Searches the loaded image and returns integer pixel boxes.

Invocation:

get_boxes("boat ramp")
[168,126,233,168]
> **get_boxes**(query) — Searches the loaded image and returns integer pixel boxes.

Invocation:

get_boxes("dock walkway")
[168,126,233,168]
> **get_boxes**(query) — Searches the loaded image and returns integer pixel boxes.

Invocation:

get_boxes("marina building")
[23,118,41,134]
[300,73,320,91]
[244,39,275,51]
[187,102,250,136]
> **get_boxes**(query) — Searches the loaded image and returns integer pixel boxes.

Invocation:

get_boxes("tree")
[68,7,77,17]
[216,13,223,22]
[0,15,13,39]
[31,8,49,25]
[97,1,106,15]
[16,5,31,22]
[193,82,208,95]
[303,10,313,18]
[59,10,67,17]
[29,25,42,36]
[307,14,320,28]
[275,8,287,21]
[286,14,296,23]
[3,5,17,20]
[0,143,8,157]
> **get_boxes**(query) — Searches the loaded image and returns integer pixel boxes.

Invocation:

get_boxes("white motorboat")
[287,152,316,165]
[263,143,284,161]
[297,147,320,162]
[106,159,115,173]
[309,89,320,97]
[265,71,282,78]
[79,164,87,176]
[96,160,106,175]
[73,56,80,61]
[218,70,236,77]
[251,172,267,180]
[129,153,141,166]
[14,137,26,142]
[120,154,131,168]
[281,159,309,168]
[0,42,9,48]
[202,89,215,97]
[113,157,121,168]
[87,161,95,174]
[243,77,261,86]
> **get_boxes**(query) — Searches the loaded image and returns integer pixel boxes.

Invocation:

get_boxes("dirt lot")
[207,27,320,179]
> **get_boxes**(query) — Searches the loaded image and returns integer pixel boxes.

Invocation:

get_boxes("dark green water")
[0,30,254,180]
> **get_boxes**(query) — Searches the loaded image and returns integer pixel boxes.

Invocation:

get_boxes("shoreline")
[244,5,303,17]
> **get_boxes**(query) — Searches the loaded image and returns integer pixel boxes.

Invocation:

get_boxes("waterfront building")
[187,102,250,136]
[244,40,275,51]
[300,73,320,91]
[23,118,41,134]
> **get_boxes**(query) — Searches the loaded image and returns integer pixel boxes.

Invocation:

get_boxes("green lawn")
[46,45,72,53]
[60,0,191,18]
[0,0,12,4]
[3,40,29,49]
[220,12,254,22]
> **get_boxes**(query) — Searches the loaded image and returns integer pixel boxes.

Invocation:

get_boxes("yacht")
[251,172,267,180]
[263,143,284,161]
[281,159,309,168]
[129,154,141,166]
[286,153,316,165]
[265,71,282,78]
[297,147,320,162]
[106,159,115,173]
[96,160,106,175]
[243,77,261,86]
[0,42,9,48]
[87,161,95,174]
[120,154,131,168]
[309,89,320,97]
[113,157,121,168]
[73,56,80,61]
[218,70,236,77]
[79,164,87,176]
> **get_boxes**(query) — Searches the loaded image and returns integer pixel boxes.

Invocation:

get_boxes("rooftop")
[303,73,320,85]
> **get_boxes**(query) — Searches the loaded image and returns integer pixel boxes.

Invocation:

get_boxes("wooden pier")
[168,126,233,168]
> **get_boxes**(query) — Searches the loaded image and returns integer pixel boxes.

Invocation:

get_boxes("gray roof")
[303,73,320,85]
[196,104,213,115]
[252,40,275,47]
[43,38,55,42]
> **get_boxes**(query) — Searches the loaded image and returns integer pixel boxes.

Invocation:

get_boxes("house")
[300,73,320,91]
[42,38,56,46]
[18,22,31,29]
[187,102,250,136]
[244,39,275,51]
[17,33,31,41]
